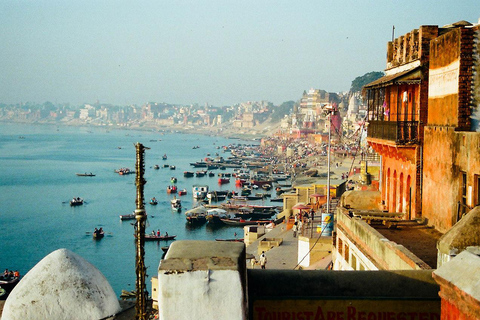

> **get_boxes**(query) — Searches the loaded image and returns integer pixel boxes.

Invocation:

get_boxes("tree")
[350,71,384,93]
[270,101,295,122]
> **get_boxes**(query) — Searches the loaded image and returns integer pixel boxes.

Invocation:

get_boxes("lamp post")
[325,105,334,217]
[134,143,148,320]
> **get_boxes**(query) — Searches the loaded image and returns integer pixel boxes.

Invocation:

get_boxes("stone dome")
[2,248,121,320]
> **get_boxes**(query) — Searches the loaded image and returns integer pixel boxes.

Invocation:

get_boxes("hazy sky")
[1,1,479,106]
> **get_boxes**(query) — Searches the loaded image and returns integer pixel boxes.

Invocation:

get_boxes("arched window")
[406,175,412,219]
[386,168,391,210]
[399,173,404,213]
[393,170,397,213]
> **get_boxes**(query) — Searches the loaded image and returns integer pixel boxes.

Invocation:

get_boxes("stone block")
[157,240,247,320]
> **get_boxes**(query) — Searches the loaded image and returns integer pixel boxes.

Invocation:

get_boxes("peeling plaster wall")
[423,126,458,232]
[423,26,480,233]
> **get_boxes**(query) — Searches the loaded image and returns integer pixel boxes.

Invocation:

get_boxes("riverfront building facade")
[334,19,480,272]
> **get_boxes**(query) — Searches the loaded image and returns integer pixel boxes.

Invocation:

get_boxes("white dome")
[2,248,121,320]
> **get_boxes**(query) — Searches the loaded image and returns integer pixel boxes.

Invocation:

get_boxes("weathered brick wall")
[472,26,480,131]
[422,126,458,232]
[428,28,461,126]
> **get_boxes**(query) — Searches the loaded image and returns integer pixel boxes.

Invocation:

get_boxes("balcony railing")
[367,120,419,145]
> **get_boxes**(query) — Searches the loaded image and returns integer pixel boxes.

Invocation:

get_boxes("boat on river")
[206,208,231,224]
[171,197,182,211]
[115,168,135,175]
[144,234,176,241]
[93,228,104,239]
[193,185,209,199]
[195,170,207,177]
[185,206,208,224]
[167,185,177,194]
[76,172,95,177]
[70,197,84,206]
[184,171,194,177]
[220,218,272,226]
[150,197,158,205]
[0,274,20,299]
[218,177,230,184]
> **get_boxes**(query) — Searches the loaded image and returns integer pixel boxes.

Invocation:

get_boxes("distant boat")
[215,238,244,242]
[150,197,158,205]
[153,165,160,170]
[70,197,84,206]
[171,177,178,183]
[185,206,208,224]
[93,228,104,239]
[184,171,194,177]
[220,218,271,226]
[192,185,209,199]
[170,165,176,170]
[218,178,230,184]
[171,197,182,211]
[178,189,187,196]
[115,168,134,175]
[162,154,167,160]
[167,186,177,194]
[144,234,176,241]
[196,170,207,177]
[76,172,95,177]
[120,213,135,221]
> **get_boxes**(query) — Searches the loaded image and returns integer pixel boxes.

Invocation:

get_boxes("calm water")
[0,123,267,296]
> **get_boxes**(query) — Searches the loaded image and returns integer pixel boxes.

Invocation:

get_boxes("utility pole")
[326,106,333,217]
[134,142,148,320]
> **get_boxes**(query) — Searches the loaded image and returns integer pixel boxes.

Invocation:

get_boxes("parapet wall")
[156,240,440,320]
[336,208,430,270]
[248,269,440,320]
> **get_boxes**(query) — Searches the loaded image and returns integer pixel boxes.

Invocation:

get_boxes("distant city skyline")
[1,0,479,106]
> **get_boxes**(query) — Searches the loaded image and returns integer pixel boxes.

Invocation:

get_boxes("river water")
[0,122,270,296]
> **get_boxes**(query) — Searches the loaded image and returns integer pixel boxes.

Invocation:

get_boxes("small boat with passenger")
[76,172,95,177]
[0,270,20,299]
[171,197,182,211]
[93,228,104,239]
[70,197,84,206]
[144,233,176,241]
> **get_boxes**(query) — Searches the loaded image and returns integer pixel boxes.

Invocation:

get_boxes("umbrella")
[292,203,311,210]
[309,193,324,198]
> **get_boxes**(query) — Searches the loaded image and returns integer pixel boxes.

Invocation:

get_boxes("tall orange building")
[422,22,480,233]
[363,26,440,219]
[364,21,480,229]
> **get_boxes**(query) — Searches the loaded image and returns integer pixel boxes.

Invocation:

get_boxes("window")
[475,175,480,207]
[338,238,343,256]
[351,255,357,270]
[344,243,350,262]
[458,172,468,221]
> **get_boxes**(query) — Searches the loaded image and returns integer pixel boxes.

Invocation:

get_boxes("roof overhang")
[364,67,422,90]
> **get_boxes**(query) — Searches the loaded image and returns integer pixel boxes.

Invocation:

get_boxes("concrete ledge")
[258,238,283,254]
[433,250,480,319]
[337,208,430,270]
[158,240,247,320]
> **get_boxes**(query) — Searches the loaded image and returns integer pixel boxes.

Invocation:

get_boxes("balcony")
[367,120,419,145]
